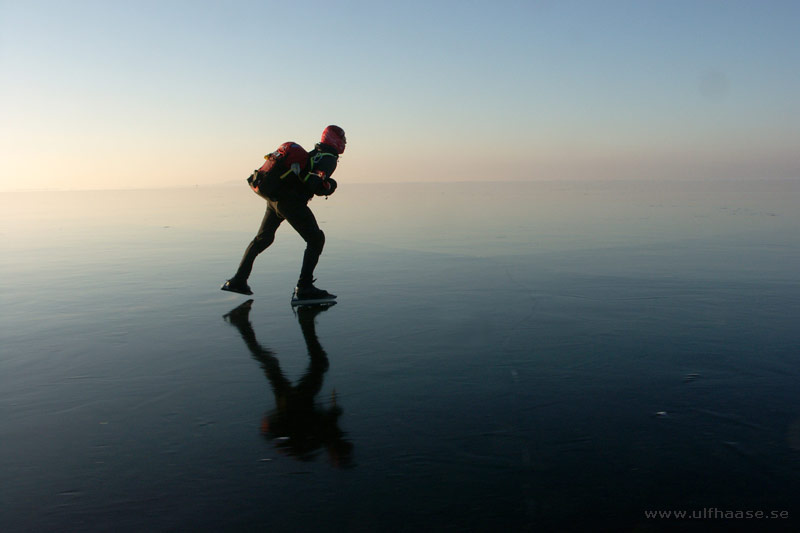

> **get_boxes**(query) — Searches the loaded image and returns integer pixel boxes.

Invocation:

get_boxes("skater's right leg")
[277,199,335,302]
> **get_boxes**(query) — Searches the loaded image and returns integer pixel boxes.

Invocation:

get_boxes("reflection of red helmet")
[321,125,346,154]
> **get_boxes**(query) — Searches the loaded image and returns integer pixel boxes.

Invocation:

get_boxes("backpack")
[247,142,309,200]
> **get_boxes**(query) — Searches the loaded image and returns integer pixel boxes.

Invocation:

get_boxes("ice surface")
[1,180,799,530]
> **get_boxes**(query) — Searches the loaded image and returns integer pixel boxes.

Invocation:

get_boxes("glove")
[324,177,337,195]
[315,177,337,196]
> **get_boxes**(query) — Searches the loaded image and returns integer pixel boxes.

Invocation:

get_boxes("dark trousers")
[234,196,325,286]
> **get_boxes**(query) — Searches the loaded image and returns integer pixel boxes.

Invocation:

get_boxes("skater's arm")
[305,172,337,196]
[302,151,339,197]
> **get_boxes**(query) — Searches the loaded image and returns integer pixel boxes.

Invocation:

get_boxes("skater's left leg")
[222,202,283,295]
[234,203,284,281]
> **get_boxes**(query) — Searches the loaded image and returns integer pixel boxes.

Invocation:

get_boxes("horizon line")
[1,176,798,194]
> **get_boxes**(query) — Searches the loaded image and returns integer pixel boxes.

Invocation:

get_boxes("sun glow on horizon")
[2,1,799,191]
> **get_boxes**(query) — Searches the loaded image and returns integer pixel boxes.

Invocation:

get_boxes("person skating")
[221,125,346,302]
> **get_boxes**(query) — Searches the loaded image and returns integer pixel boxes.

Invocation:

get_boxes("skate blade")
[290,297,337,307]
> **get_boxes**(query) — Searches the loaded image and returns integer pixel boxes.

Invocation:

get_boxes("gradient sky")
[1,0,798,190]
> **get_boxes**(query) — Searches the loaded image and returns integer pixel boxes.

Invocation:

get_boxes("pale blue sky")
[1,0,798,190]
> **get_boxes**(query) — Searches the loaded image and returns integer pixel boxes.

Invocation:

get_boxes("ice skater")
[221,125,346,304]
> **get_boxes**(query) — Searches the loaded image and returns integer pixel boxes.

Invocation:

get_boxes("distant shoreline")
[2,176,798,194]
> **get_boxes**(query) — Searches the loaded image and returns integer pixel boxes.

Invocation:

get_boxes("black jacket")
[282,143,340,202]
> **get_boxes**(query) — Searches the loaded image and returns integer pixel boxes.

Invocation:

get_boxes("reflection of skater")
[223,300,353,468]
[221,125,346,303]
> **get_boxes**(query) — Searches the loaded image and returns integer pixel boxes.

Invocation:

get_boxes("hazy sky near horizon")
[1,0,798,190]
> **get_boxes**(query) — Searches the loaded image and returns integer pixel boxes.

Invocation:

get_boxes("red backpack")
[247,142,309,200]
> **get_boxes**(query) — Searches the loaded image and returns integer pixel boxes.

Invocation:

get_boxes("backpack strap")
[303,152,338,183]
[309,151,338,168]
[279,163,302,180]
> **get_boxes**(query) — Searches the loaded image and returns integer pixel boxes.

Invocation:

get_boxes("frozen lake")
[2,180,799,530]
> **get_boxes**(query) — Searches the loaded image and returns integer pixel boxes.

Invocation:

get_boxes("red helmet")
[321,125,346,154]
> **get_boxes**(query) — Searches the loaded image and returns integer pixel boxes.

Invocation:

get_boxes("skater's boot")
[292,279,336,305]
[221,277,253,295]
